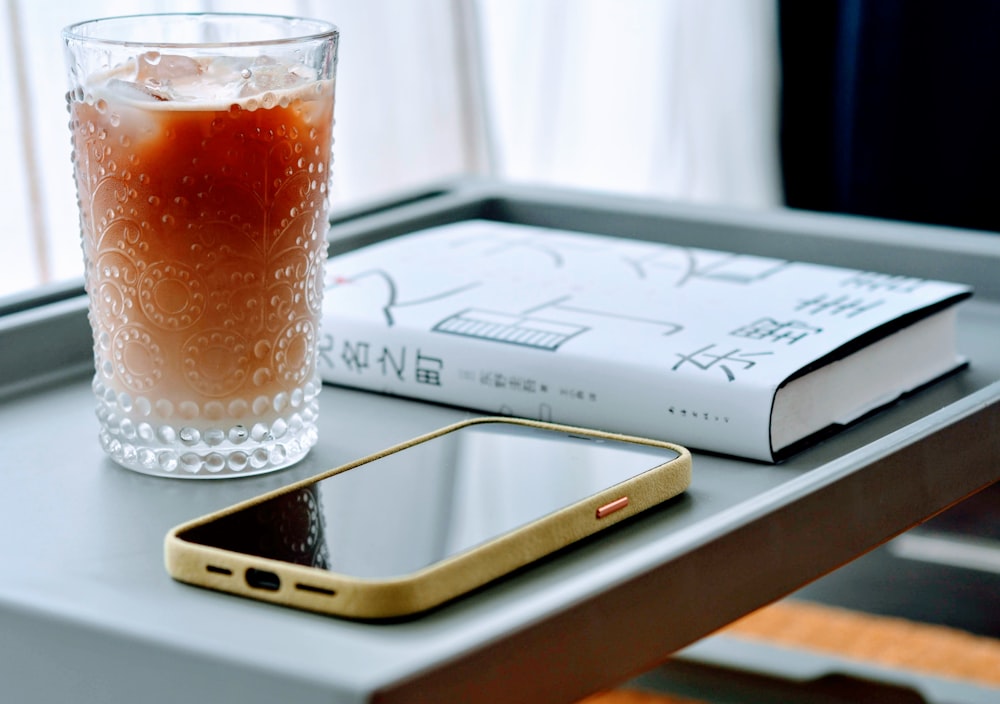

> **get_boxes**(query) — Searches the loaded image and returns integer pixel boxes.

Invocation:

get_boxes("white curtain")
[0,0,780,300]
[477,0,781,206]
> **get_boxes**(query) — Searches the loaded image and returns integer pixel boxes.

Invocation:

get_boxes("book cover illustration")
[318,220,971,460]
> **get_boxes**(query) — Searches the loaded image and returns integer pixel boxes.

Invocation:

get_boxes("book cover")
[318,220,971,461]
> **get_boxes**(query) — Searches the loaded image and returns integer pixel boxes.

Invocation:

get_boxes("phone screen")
[178,422,680,580]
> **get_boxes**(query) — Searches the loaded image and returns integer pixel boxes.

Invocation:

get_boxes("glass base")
[99,421,318,478]
[93,380,321,479]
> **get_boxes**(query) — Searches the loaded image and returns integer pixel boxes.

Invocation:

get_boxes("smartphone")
[164,417,691,619]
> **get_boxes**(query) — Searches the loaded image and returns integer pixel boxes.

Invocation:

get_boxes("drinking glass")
[63,14,339,477]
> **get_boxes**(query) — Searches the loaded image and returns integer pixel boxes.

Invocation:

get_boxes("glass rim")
[62,12,339,50]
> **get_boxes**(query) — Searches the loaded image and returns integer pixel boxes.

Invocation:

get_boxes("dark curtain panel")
[778,0,1000,232]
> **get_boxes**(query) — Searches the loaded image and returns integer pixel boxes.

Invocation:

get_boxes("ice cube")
[104,77,171,102]
[238,56,318,97]
[92,54,319,104]
[135,52,203,84]
[202,56,251,85]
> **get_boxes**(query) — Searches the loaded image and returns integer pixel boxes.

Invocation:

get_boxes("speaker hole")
[295,583,336,596]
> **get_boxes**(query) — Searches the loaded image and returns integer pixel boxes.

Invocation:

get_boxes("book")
[317,220,972,462]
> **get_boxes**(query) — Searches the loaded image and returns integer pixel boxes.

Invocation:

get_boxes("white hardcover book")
[318,220,971,461]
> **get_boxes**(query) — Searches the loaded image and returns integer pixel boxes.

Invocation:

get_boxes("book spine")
[317,317,774,461]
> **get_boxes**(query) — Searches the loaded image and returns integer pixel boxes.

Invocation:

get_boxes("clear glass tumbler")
[63,14,339,478]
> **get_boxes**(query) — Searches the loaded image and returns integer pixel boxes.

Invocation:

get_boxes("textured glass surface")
[64,14,338,477]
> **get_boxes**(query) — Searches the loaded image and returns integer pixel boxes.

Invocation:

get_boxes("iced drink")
[64,15,339,477]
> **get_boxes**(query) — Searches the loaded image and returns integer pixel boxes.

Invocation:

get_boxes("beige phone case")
[164,417,691,619]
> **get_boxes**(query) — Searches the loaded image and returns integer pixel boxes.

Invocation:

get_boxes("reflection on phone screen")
[178,422,680,579]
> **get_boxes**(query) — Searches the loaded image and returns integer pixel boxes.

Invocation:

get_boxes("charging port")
[245,568,281,591]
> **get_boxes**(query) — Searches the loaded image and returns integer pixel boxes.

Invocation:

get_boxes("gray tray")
[2,181,998,704]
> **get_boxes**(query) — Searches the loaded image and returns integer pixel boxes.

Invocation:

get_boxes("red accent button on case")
[596,496,629,519]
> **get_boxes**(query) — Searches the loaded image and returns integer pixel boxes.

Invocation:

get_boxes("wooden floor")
[577,599,1000,703]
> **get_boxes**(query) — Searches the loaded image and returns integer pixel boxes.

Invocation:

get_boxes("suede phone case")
[164,417,692,619]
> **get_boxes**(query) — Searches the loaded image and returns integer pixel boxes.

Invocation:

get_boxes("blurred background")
[9,0,1000,300]
[3,0,782,299]
[8,0,1000,301]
